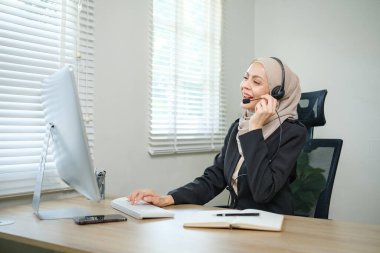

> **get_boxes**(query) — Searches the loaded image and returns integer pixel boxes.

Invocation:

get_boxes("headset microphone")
[242,98,251,104]
[242,98,261,104]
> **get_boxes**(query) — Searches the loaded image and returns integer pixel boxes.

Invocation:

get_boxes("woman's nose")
[241,80,251,91]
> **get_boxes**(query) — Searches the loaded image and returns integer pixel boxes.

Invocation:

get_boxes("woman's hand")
[249,94,277,131]
[128,189,174,207]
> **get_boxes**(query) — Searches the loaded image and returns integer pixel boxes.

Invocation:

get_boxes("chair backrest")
[292,138,343,219]
[292,89,343,219]
[297,89,327,141]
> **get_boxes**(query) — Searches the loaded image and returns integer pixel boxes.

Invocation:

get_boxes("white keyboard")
[111,197,175,220]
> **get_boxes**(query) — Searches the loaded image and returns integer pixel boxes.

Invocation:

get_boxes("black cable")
[227,173,247,207]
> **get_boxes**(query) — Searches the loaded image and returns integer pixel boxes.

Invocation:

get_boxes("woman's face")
[240,62,270,110]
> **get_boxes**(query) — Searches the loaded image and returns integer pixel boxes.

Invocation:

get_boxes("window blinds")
[0,0,95,197]
[149,0,226,155]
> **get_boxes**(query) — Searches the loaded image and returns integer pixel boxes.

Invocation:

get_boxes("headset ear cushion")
[271,85,284,100]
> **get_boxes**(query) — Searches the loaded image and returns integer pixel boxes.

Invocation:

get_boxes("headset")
[269,57,285,100]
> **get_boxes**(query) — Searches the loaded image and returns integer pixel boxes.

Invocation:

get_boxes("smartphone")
[73,214,127,225]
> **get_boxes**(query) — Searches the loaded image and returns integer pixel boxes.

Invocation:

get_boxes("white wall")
[253,0,380,224]
[223,1,256,123]
[94,0,255,207]
[94,0,380,224]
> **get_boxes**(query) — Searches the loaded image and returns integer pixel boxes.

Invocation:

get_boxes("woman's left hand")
[249,94,277,131]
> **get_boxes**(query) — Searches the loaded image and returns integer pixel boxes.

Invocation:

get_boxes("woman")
[129,57,307,215]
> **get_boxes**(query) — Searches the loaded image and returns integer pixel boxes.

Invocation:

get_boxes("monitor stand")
[32,123,90,220]
[0,219,15,226]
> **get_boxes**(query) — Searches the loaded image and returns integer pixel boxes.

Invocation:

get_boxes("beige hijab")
[236,57,301,156]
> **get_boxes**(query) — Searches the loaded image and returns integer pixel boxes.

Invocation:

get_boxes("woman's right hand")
[249,94,277,131]
[128,189,174,207]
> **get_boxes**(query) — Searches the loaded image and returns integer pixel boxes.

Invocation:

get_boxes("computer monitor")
[32,65,100,220]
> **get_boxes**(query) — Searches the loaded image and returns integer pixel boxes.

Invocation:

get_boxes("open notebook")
[183,209,284,231]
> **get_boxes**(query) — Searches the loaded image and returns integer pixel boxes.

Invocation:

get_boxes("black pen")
[216,213,260,217]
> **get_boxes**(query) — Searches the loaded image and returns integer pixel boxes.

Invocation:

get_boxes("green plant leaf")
[291,153,327,215]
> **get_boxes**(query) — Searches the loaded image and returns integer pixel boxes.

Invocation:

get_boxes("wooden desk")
[0,196,379,253]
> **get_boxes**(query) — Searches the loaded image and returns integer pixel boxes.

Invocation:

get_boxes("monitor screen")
[41,65,100,201]
[32,65,100,219]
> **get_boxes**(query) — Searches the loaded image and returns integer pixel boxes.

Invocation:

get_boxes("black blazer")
[168,118,307,215]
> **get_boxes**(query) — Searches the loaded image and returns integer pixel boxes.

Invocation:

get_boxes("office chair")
[291,90,343,219]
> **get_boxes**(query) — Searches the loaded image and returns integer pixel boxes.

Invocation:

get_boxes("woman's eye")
[243,76,248,80]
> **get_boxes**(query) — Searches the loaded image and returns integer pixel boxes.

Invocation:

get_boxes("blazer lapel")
[224,122,241,185]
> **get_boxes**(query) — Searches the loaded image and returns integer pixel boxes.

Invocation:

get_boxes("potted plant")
[291,152,326,217]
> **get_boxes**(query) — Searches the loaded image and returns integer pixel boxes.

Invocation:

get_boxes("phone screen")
[73,214,127,225]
